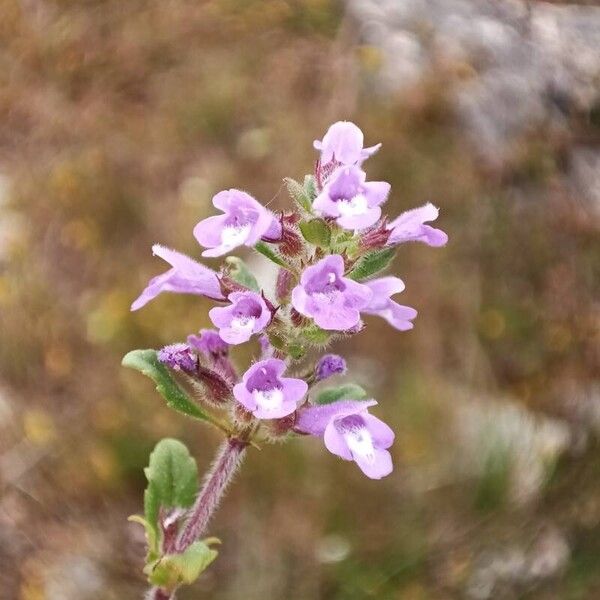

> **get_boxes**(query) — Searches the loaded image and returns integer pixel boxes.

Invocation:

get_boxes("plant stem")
[176,436,248,552]
[148,437,248,599]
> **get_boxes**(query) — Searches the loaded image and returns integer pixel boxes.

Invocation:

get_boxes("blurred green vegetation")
[0,1,598,599]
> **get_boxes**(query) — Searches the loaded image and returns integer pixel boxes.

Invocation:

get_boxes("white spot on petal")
[338,194,368,217]
[230,316,256,334]
[253,388,284,412]
[344,426,375,463]
[221,224,251,248]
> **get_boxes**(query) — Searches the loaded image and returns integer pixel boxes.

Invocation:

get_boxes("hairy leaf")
[147,540,219,588]
[285,177,312,212]
[122,349,211,422]
[299,218,331,248]
[303,175,317,201]
[315,384,368,405]
[225,256,260,291]
[254,242,290,269]
[348,248,396,281]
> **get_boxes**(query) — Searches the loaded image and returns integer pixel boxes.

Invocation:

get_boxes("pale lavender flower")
[209,291,271,345]
[315,354,347,382]
[386,203,448,247]
[362,277,418,331]
[291,255,372,331]
[233,359,308,419]
[187,329,229,358]
[194,189,282,257]
[295,400,394,479]
[188,329,237,383]
[158,343,196,372]
[313,166,390,230]
[314,121,381,167]
[131,244,224,311]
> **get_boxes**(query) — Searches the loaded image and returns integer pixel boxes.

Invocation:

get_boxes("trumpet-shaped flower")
[194,189,282,257]
[131,245,224,311]
[291,255,372,331]
[362,277,418,331]
[314,121,381,167]
[313,166,390,230]
[387,203,448,247]
[233,359,308,419]
[296,399,394,479]
[209,291,271,345]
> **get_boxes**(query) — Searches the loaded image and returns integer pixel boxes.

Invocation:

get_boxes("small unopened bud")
[315,354,347,382]
[278,225,303,257]
[276,268,294,302]
[196,365,233,405]
[158,343,196,373]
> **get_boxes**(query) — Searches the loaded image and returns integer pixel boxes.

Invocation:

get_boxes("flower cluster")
[132,121,447,479]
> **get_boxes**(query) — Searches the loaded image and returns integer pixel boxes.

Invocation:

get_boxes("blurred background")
[0,1,599,598]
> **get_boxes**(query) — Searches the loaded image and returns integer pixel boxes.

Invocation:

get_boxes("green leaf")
[348,248,396,281]
[128,515,159,561]
[315,384,368,405]
[299,218,331,248]
[147,541,219,588]
[144,438,198,515]
[303,175,317,201]
[254,242,289,269]
[122,349,211,422]
[285,177,312,212]
[225,256,259,291]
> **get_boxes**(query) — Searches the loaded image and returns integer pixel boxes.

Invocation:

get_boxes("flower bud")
[158,343,197,373]
[315,354,347,382]
[276,268,294,302]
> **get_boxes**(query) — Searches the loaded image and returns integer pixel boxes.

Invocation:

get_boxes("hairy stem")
[148,437,248,599]
[176,436,247,551]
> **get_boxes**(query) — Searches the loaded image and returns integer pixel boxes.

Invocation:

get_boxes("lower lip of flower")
[338,194,368,217]
[221,223,251,247]
[253,388,284,411]
[342,423,376,463]
[230,315,256,333]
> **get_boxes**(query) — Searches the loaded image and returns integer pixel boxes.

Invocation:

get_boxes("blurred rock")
[453,394,571,506]
[347,0,600,168]
[569,147,600,219]
[466,527,570,599]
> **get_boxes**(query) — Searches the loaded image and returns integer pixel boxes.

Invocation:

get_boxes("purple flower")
[362,277,418,331]
[233,359,308,419]
[188,329,237,384]
[187,329,229,358]
[194,189,282,257]
[295,400,394,479]
[315,354,347,382]
[386,203,448,247]
[158,343,196,372]
[291,255,372,331]
[314,121,381,167]
[209,291,272,345]
[313,166,390,230]
[131,245,224,311]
